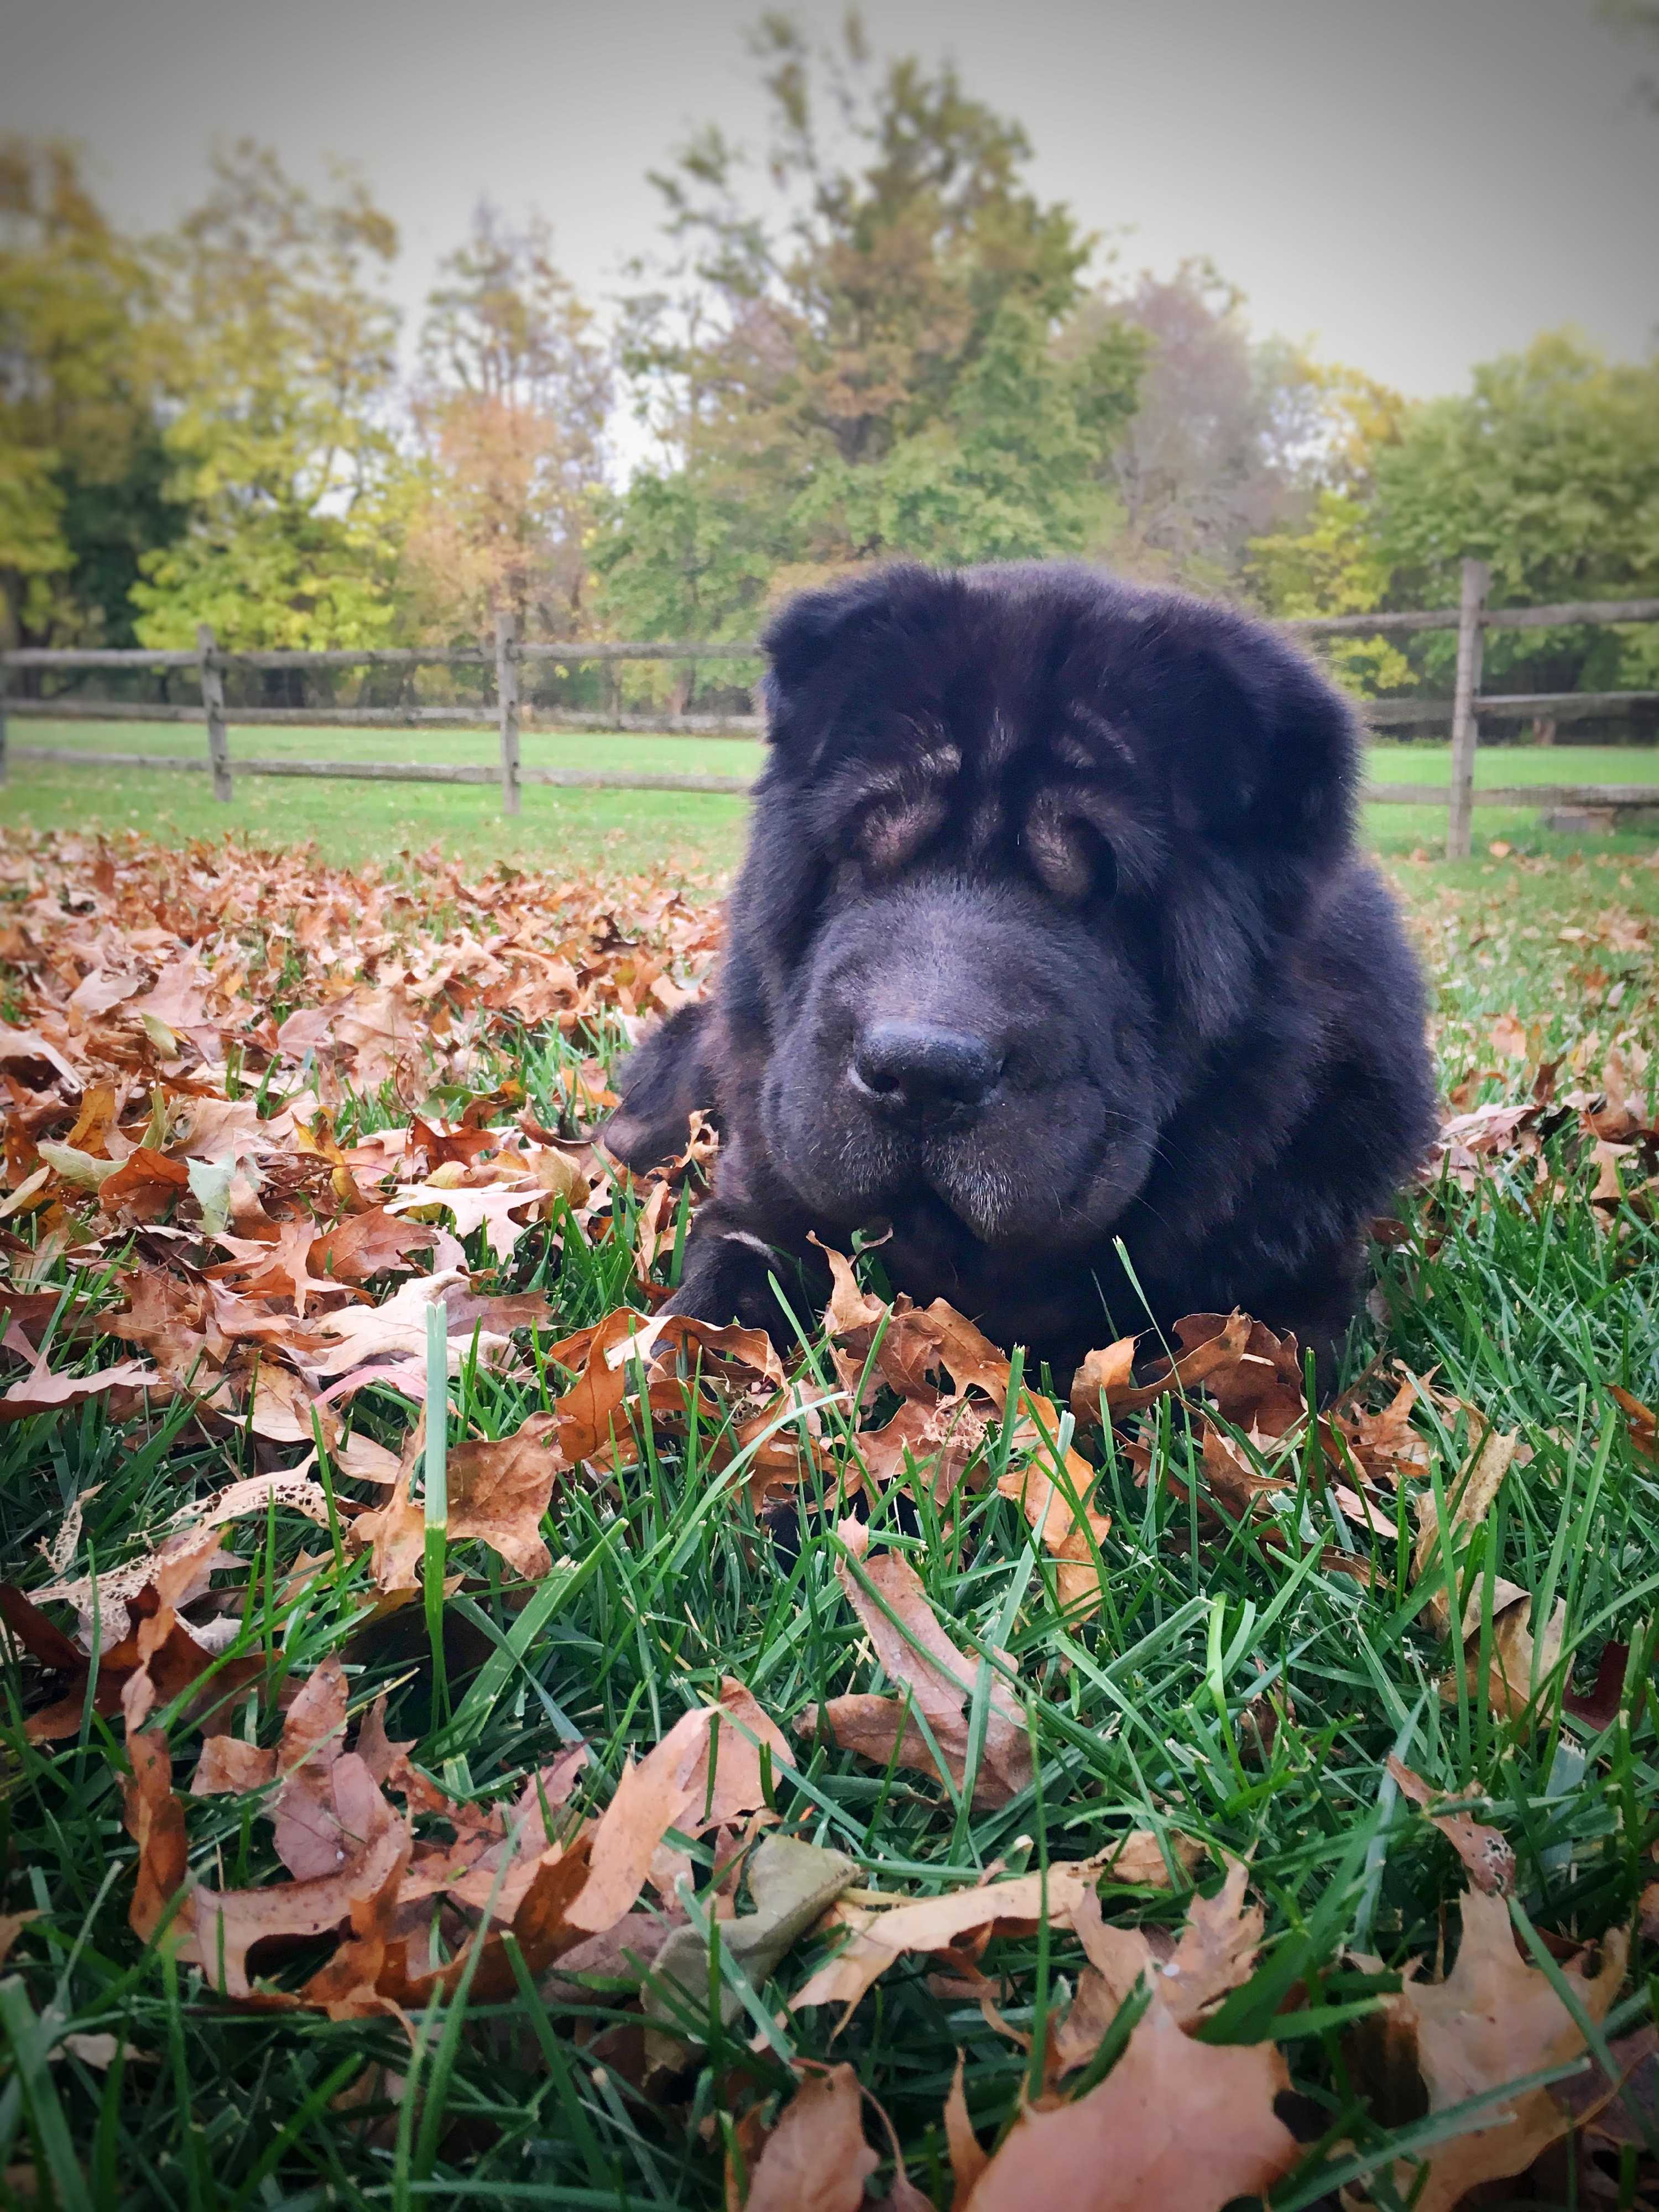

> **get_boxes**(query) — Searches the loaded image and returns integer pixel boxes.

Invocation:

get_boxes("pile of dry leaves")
[1,829,1655,2211]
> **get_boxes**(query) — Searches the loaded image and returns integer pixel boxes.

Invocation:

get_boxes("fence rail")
[3,572,1657,856]
[12,744,1657,815]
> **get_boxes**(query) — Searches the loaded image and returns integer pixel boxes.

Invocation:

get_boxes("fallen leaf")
[945,2052,990,2201]
[1100,1829,1204,1887]
[1409,1422,1567,1722]
[1054,1859,1264,2083]
[1562,1640,1642,1734]
[1068,1334,1138,1425]
[300,1270,524,1385]
[98,1146,192,1217]
[126,1730,191,1944]
[850,1393,986,1503]
[210,1219,340,1318]
[816,1240,889,1335]
[549,1305,640,1464]
[349,1415,428,1594]
[744,2063,878,2212]
[801,1526,1031,1809]
[56,2032,156,2071]
[961,1997,1297,2211]
[1547,2022,1659,2150]
[1360,1886,1629,2212]
[1075,1310,1256,1422]
[1611,1384,1657,1465]
[268,1657,356,1878]
[645,1833,855,2055]
[0,1911,39,1966]
[0,1025,81,1091]
[445,1412,565,1579]
[38,1139,118,1191]
[185,1759,409,1999]
[385,1167,548,1262]
[191,1736,278,1796]
[1387,1756,1516,1895]
[995,1392,1113,1615]
[1151,1856,1265,2028]
[568,1680,791,1934]
[0,1355,164,1426]
[791,1856,1169,2028]
[311,1207,439,1285]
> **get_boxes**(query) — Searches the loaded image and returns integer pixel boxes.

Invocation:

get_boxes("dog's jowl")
[606,562,1437,1378]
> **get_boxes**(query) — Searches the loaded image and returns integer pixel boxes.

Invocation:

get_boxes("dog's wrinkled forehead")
[760,560,1361,880]
[766,566,1159,895]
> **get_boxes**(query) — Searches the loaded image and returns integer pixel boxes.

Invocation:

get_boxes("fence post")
[495,611,521,817]
[197,624,232,802]
[1445,557,1489,860]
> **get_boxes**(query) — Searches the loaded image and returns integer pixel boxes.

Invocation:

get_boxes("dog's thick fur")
[606,562,1436,1377]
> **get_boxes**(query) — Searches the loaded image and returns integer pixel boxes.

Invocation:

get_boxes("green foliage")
[54,425,186,649]
[130,504,400,653]
[790,298,1124,568]
[130,143,406,653]
[1249,491,1412,696]
[597,19,1137,634]
[589,466,778,660]
[1370,332,1659,690]
[0,139,175,647]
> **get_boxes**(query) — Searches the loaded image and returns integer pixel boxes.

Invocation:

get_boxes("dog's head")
[719,561,1361,1257]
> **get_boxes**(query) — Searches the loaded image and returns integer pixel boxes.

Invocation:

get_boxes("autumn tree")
[0,139,179,650]
[400,204,611,641]
[1065,259,1332,598]
[594,15,1141,642]
[130,142,405,656]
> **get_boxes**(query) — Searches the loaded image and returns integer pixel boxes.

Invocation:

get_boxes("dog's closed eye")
[856,790,950,870]
[1023,791,1118,902]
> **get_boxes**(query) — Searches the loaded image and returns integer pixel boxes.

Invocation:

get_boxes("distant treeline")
[3,16,1657,726]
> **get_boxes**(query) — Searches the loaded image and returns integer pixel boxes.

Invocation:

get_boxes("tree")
[401,204,611,640]
[130,143,404,656]
[596,15,1136,637]
[1247,491,1412,695]
[1370,332,1659,691]
[1245,361,1412,694]
[788,295,1137,572]
[0,139,179,649]
[1070,258,1323,596]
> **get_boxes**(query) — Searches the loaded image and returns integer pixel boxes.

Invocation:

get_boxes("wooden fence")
[3,564,1657,858]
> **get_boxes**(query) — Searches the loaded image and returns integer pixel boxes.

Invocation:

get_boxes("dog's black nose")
[850,1020,1001,1121]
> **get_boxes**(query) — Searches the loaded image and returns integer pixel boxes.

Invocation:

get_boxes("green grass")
[2,721,760,876]
[1,823,1657,2206]
[4,721,1656,874]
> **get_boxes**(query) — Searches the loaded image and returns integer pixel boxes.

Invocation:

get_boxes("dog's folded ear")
[760,565,959,744]
[761,569,912,692]
[602,1000,719,1171]
[1125,605,1361,857]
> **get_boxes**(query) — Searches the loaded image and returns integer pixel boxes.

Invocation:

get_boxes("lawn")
[6,719,1659,875]
[0,815,1656,2210]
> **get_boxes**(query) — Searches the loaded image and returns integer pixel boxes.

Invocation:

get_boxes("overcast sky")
[8,0,1658,404]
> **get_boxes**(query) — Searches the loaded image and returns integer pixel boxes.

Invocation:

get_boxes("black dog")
[605,562,1436,1379]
